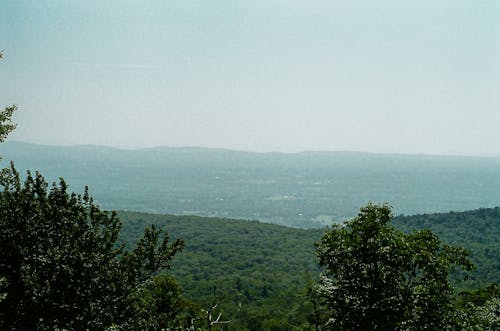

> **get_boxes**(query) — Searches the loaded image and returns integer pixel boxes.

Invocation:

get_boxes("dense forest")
[117,208,499,329]
[118,212,323,329]
[393,208,500,288]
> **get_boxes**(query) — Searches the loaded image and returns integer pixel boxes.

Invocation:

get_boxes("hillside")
[3,141,500,228]
[117,207,499,329]
[393,208,500,288]
[118,212,323,330]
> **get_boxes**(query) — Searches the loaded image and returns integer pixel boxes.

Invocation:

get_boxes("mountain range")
[2,141,499,228]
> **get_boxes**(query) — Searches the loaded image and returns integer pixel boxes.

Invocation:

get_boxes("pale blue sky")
[1,0,499,155]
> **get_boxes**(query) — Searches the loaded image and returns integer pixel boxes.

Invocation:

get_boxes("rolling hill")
[117,207,499,329]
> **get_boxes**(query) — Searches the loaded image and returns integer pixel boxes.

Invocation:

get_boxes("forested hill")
[3,141,500,228]
[393,207,500,287]
[117,207,499,329]
[118,211,324,330]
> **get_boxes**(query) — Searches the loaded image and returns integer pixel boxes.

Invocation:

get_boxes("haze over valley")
[3,141,500,228]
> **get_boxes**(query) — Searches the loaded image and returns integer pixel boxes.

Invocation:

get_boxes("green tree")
[0,104,16,144]
[0,165,184,330]
[123,273,199,330]
[315,203,474,330]
[468,297,499,330]
[0,50,16,303]
[0,51,16,145]
[453,284,499,330]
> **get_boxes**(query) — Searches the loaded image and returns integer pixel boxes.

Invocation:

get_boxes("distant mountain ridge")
[7,140,500,158]
[2,141,500,227]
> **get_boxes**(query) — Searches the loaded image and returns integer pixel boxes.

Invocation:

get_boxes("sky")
[1,0,499,155]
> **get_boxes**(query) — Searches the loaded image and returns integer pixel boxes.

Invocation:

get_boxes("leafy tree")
[0,165,184,330]
[456,283,499,308]
[453,284,499,330]
[315,203,474,330]
[0,104,16,144]
[122,273,199,330]
[468,297,499,330]
[454,297,500,331]
[303,271,327,331]
[0,49,191,330]
[1,51,17,165]
[0,50,16,304]
[0,51,16,145]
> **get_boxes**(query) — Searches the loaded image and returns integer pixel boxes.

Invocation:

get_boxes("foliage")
[315,203,474,330]
[468,297,499,330]
[118,207,498,330]
[122,273,199,330]
[0,52,16,145]
[118,211,323,330]
[0,165,184,330]
[456,283,499,308]
[394,208,500,288]
[0,105,16,144]
[453,297,500,331]
[0,276,6,302]
[452,283,499,330]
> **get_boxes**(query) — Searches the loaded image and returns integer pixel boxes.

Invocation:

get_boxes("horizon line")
[4,139,500,159]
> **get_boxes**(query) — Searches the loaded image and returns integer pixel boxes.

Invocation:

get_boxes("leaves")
[0,166,184,330]
[0,105,16,143]
[315,203,474,330]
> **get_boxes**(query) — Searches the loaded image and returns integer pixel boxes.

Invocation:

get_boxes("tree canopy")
[0,104,16,144]
[315,203,474,330]
[0,165,184,330]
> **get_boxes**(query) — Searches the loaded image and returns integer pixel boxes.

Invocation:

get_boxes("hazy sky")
[1,0,499,155]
